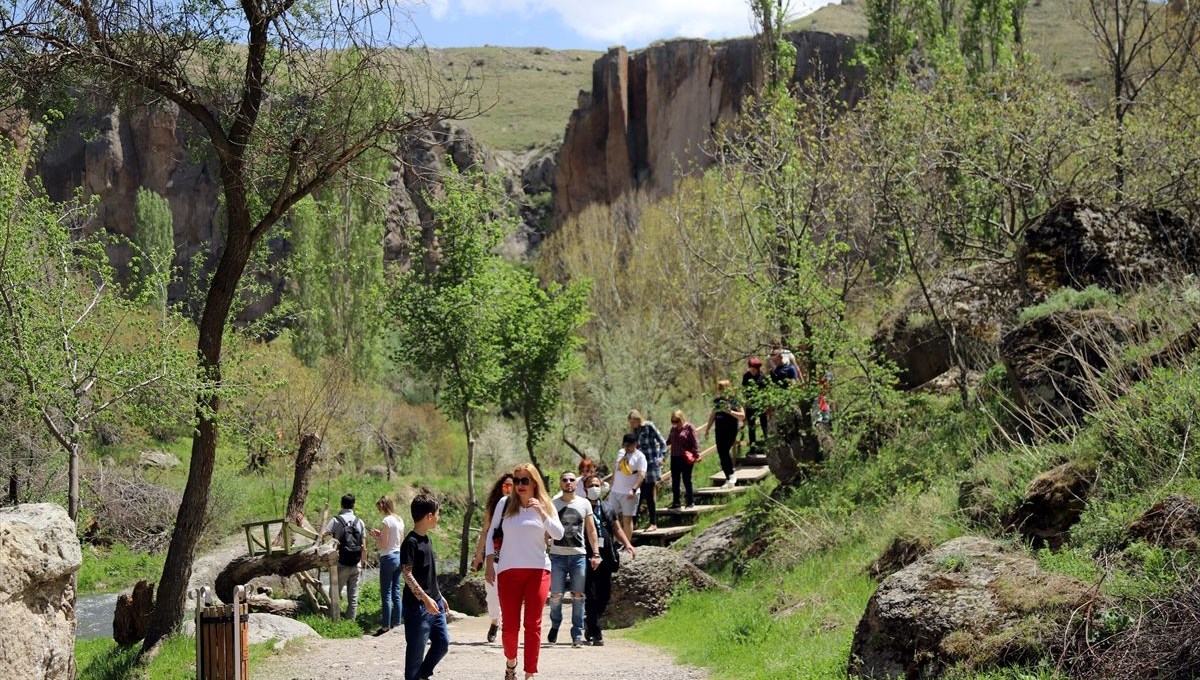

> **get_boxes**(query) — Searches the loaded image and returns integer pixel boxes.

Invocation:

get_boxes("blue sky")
[404,0,838,51]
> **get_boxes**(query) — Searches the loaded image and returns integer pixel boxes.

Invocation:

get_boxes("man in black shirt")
[581,474,635,646]
[401,494,449,680]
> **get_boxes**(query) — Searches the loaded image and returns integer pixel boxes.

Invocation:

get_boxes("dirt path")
[254,607,709,680]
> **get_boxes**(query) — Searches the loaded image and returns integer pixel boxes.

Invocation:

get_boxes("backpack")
[335,515,363,567]
[592,505,619,572]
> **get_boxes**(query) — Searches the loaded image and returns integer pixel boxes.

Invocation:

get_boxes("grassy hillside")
[430,46,600,151]
[791,0,1104,81]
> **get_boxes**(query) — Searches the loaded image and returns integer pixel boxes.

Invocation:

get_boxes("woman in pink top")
[485,462,564,680]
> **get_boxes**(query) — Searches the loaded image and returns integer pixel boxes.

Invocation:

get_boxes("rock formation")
[0,503,82,680]
[1004,462,1096,548]
[554,32,864,224]
[1126,494,1200,550]
[606,546,718,628]
[681,514,745,572]
[849,536,1091,679]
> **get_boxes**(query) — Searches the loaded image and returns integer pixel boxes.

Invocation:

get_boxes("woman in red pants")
[485,462,564,680]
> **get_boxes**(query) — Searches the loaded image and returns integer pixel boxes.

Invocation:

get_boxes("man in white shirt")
[610,432,647,543]
[548,471,599,647]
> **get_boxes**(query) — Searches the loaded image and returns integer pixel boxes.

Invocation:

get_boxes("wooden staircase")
[631,443,769,546]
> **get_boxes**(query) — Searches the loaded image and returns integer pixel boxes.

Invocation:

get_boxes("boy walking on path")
[401,494,450,680]
[548,470,600,648]
[322,493,365,621]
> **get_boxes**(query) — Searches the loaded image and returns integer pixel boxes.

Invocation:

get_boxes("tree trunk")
[285,432,321,526]
[142,224,253,653]
[214,543,338,605]
[246,594,302,616]
[8,458,19,504]
[458,409,478,578]
[524,421,547,482]
[68,439,80,521]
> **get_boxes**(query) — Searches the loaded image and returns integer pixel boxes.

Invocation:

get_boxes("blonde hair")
[505,462,556,518]
[670,409,686,425]
[716,379,732,393]
[627,409,644,429]
[376,496,395,516]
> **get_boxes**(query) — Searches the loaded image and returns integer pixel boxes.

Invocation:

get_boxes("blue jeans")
[548,553,586,641]
[379,552,402,628]
[403,599,450,680]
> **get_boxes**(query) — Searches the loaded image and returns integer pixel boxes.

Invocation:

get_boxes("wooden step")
[658,504,727,519]
[632,525,693,545]
[734,454,769,467]
[710,466,771,486]
[693,484,753,498]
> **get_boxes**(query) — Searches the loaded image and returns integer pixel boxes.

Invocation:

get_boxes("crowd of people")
[319,348,830,680]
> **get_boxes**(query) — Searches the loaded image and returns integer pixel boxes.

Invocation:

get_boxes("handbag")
[491,497,507,564]
[683,449,701,465]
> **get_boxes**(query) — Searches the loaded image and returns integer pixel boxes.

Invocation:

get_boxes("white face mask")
[586,486,602,501]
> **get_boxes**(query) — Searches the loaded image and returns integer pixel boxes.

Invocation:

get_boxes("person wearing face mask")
[472,472,514,643]
[485,463,565,680]
[580,473,635,646]
[547,470,599,648]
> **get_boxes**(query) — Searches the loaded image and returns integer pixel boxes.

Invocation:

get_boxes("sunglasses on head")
[513,476,533,486]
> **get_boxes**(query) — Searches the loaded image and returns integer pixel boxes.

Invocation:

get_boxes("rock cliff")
[0,503,82,680]
[554,31,863,223]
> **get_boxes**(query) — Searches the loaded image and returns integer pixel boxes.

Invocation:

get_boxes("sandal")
[646,524,657,532]
[505,661,517,680]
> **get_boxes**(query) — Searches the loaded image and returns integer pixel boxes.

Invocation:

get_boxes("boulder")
[1005,463,1095,548]
[1127,494,1200,550]
[867,536,932,581]
[1022,200,1200,296]
[681,514,745,572]
[447,575,489,616]
[183,612,319,646]
[606,546,719,628]
[1000,309,1138,437]
[0,504,82,680]
[363,465,389,479]
[849,536,1091,679]
[137,450,181,469]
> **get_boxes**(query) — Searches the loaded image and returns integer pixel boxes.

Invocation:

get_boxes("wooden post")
[328,563,340,622]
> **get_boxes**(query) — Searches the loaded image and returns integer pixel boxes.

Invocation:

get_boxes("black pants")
[670,454,694,506]
[745,407,768,451]
[716,421,738,478]
[584,562,613,640]
[638,477,658,525]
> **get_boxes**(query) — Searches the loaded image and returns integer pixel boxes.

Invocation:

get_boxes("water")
[76,593,118,639]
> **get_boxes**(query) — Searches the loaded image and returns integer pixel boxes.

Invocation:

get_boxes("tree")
[0,142,192,521]
[391,166,515,577]
[131,187,175,314]
[495,271,590,478]
[1,0,473,648]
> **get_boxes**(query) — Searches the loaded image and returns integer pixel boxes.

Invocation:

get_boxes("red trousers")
[498,568,551,673]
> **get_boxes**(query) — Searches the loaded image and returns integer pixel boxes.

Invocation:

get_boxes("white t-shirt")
[379,514,405,554]
[549,495,593,556]
[486,498,565,574]
[611,448,647,496]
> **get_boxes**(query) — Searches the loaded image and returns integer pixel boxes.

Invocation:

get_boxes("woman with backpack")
[485,462,564,680]
[666,410,701,509]
[471,471,515,643]
[628,409,667,532]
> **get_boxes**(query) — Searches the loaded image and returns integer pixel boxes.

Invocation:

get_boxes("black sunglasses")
[513,476,533,486]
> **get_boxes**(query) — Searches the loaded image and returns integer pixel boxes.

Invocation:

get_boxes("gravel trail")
[253,606,709,680]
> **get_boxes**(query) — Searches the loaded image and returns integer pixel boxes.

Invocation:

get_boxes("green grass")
[75,635,278,680]
[630,542,877,680]
[78,543,166,594]
[428,46,600,150]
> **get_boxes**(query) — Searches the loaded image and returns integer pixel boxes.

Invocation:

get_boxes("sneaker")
[667,503,681,510]
[547,627,558,644]
[592,636,605,646]
[373,626,389,637]
[487,622,499,643]
[685,503,695,509]
[572,637,582,648]
[723,478,736,488]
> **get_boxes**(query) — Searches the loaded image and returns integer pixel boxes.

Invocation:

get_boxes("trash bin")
[195,585,248,680]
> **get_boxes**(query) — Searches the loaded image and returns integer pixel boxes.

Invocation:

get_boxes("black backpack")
[335,515,363,567]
